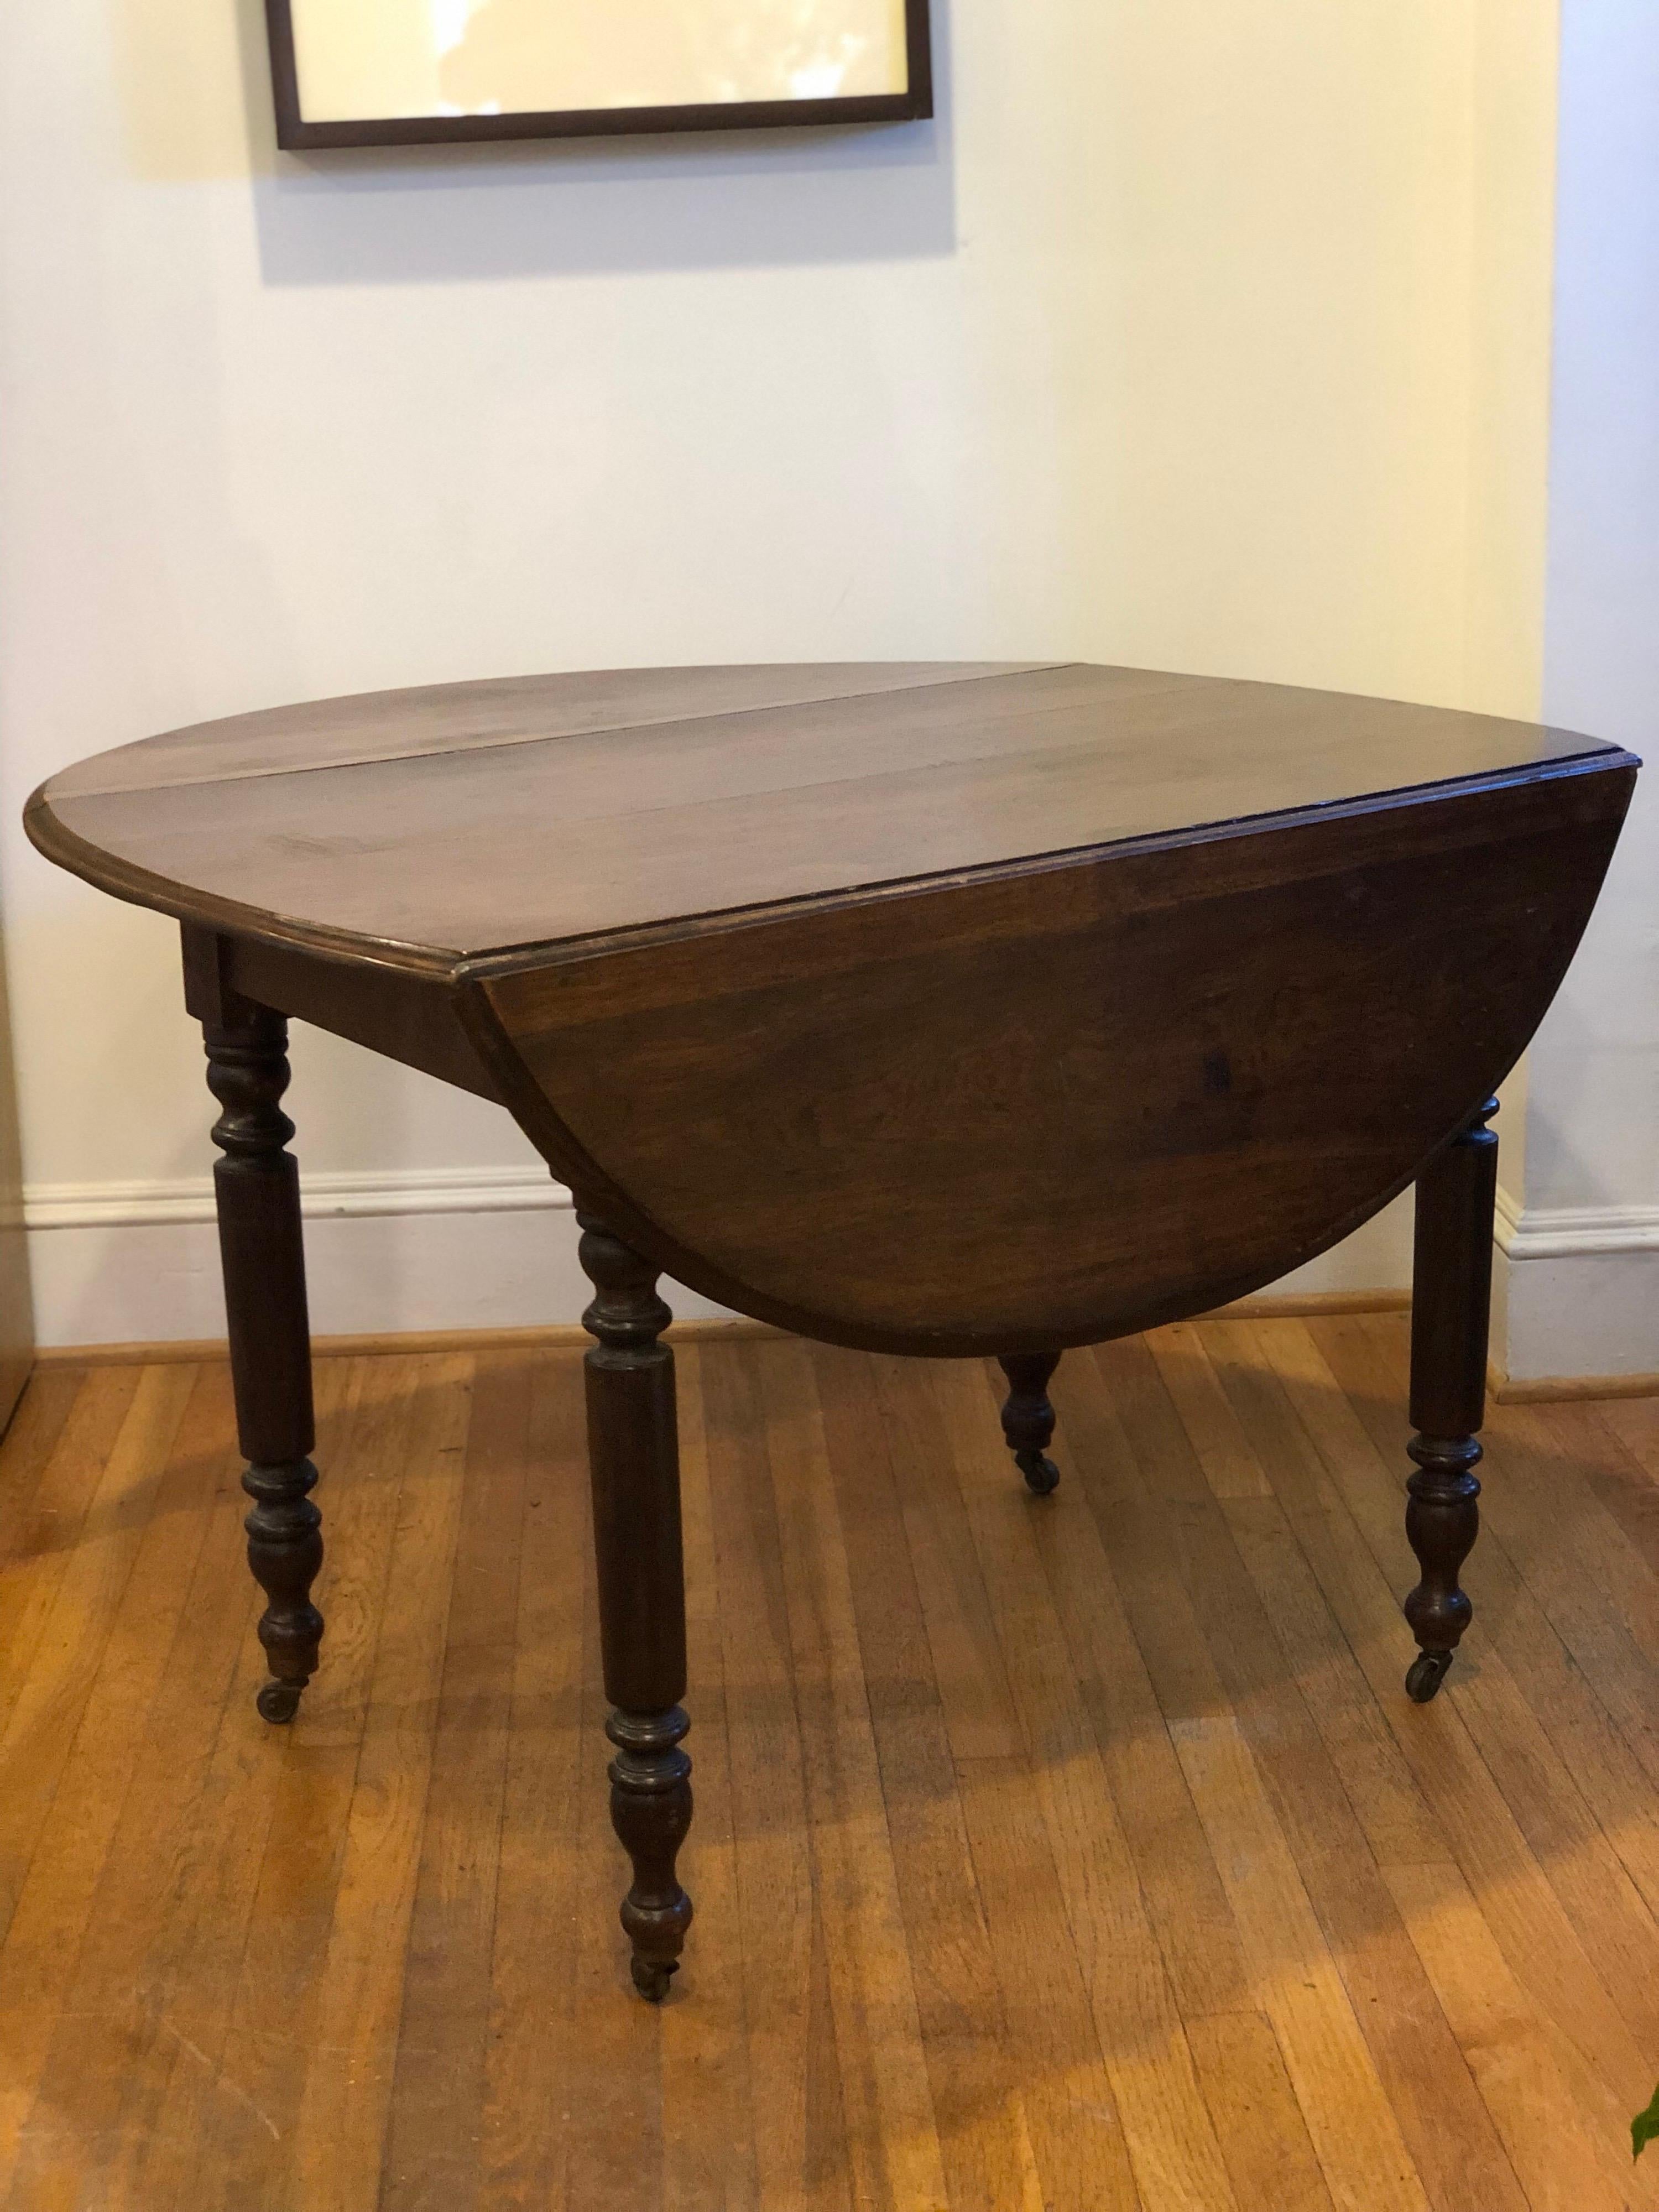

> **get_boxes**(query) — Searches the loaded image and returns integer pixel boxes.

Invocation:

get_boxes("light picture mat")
[285,0,913,122]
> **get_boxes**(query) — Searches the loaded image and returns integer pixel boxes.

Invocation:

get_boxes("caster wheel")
[1017,1449,1060,1496]
[257,1679,304,1725]
[630,1955,677,2003]
[1405,1650,1453,1704]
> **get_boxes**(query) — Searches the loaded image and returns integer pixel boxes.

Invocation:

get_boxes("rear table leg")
[998,1353,1062,1495]
[1404,1097,1498,1703]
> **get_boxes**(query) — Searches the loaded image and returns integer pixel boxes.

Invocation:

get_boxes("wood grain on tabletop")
[28,661,1625,960]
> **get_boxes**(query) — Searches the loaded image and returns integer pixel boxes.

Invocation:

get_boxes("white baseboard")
[24,1167,732,1347]
[1494,1184,1659,1260]
[22,1166,1418,1351]
[36,1168,1656,1379]
[1493,1185,1659,1381]
[23,1162,565,1230]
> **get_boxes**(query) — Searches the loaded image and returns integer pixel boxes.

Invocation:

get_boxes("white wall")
[0,0,1531,1342]
[1495,0,1659,1380]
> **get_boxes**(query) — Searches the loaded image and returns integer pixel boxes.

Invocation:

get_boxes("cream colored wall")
[1461,0,1561,1224]
[1498,0,1659,1382]
[1,0,1551,1340]
[1462,0,1558,729]
[0,911,35,1425]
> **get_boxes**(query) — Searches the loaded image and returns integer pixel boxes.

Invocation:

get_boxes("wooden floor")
[2,1318,1659,2210]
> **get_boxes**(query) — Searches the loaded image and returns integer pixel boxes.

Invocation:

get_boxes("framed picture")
[264,0,932,150]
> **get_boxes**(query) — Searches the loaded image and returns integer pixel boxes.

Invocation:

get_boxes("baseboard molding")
[43,1286,1657,1405]
[23,1164,567,1230]
[1493,1190,1659,1385]
[32,1286,1412,1371]
[1494,1184,1659,1260]
[1218,1288,1412,1320]
[24,1182,625,1350]
[34,1167,1652,1261]
[33,1314,785,1369]
[1489,1365,1659,1405]
[36,1275,1654,1402]
[27,1161,1653,1392]
[22,1169,1418,1352]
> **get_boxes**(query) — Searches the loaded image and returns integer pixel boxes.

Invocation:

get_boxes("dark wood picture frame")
[264,0,932,150]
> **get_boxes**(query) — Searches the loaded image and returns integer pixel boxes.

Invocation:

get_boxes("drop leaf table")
[26,661,1637,2001]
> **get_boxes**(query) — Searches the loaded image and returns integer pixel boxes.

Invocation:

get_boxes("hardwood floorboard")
[856,1355,1138,2212]
[1599,1394,1659,1487]
[1183,2011,1335,2212]
[755,1342,947,2212]
[86,1356,362,2212]
[4,1331,1658,2209]
[1542,1399,1659,1579]
[557,1543,664,2212]
[474,1348,587,2212]
[815,1347,1041,2212]
[659,1345,759,2212]
[2,1364,249,2212]
[1170,1325,1526,2212]
[0,1367,152,1901]
[299,1354,474,2212]
[1072,1340,1431,2212]
[1306,1316,1659,2208]
[928,1358,1239,2212]
[0,1364,223,2212]
[702,1338,843,2212]
[1016,1354,1253,2030]
[184,1357,434,2211]
[0,1371,84,1572]
[132,1355,389,2212]
[377,1352,530,2212]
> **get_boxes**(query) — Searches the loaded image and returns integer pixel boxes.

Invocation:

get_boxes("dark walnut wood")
[24,662,1632,966]
[182,928,322,1725]
[576,1210,693,2001]
[227,934,502,1103]
[24,662,1641,1999]
[997,1353,1062,1494]
[29,665,1634,1361]
[473,767,1631,1355]
[1403,1097,1499,1702]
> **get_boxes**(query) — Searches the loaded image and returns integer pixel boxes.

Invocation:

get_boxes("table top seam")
[48,662,1076,802]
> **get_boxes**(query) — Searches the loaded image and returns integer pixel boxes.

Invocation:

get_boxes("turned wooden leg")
[184,929,322,1726]
[1403,1097,1498,1703]
[577,1208,693,2001]
[998,1352,1062,1495]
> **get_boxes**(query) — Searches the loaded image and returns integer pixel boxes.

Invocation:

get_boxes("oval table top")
[24,661,1629,973]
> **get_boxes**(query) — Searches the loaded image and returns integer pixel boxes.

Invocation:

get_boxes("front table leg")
[1403,1097,1498,1703]
[185,933,323,1725]
[576,1209,693,2001]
